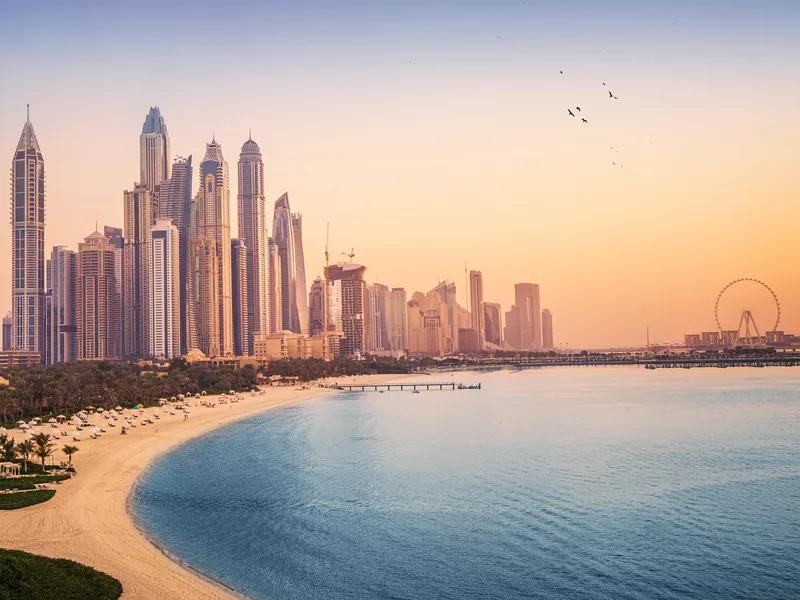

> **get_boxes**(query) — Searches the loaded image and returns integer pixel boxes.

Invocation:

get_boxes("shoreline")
[0,373,406,599]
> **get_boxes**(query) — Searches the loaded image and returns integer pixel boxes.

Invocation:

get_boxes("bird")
[613,95,618,100]
[612,162,616,165]
[576,107,581,112]
[581,118,587,123]
[560,70,563,74]
[603,82,606,86]
[568,109,575,117]
[608,90,613,98]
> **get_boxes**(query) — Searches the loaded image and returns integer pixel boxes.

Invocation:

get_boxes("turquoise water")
[132,368,800,600]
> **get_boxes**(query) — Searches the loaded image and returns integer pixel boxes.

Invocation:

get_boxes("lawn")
[0,548,122,599]
[0,490,56,510]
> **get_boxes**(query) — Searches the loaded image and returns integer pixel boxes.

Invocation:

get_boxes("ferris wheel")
[714,278,780,347]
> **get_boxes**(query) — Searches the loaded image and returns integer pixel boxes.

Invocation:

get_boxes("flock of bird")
[561,71,623,167]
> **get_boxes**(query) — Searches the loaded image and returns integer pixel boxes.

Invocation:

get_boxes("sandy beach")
[0,373,403,599]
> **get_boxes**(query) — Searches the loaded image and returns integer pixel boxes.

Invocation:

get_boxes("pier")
[334,382,479,392]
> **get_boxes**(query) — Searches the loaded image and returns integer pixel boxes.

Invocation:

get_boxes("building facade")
[50,246,78,363]
[541,308,554,350]
[11,108,46,354]
[237,137,269,352]
[77,231,118,360]
[140,107,171,191]
[231,238,249,357]
[469,270,485,351]
[192,238,220,356]
[309,276,326,336]
[149,219,181,359]
[267,237,282,334]
[123,185,152,357]
[388,288,407,354]
[513,283,542,350]
[2,313,11,351]
[327,263,367,357]
[483,302,502,347]
[272,193,308,334]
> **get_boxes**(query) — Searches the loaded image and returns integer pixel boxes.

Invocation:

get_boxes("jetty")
[334,382,480,392]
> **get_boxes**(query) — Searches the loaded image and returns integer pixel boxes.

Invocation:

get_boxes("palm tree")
[33,433,55,472]
[62,445,79,468]
[0,434,17,463]
[16,439,35,473]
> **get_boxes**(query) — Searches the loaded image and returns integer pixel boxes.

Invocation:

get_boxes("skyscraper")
[542,308,554,350]
[237,136,269,350]
[431,281,459,351]
[11,106,46,354]
[50,246,78,363]
[504,305,521,350]
[123,185,152,357]
[104,227,125,359]
[389,287,407,354]
[327,263,367,357]
[514,283,542,350]
[272,193,308,335]
[192,238,220,356]
[483,302,502,347]
[149,219,181,359]
[267,237,282,333]
[2,313,11,351]
[140,107,171,191]
[77,230,118,360]
[231,239,249,357]
[469,270,485,351]
[309,277,326,336]
[195,138,233,355]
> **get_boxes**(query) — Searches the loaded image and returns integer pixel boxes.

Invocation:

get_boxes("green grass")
[0,475,70,491]
[0,548,122,600]
[0,490,55,510]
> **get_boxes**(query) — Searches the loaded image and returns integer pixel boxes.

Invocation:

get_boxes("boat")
[645,364,657,370]
[412,390,420,394]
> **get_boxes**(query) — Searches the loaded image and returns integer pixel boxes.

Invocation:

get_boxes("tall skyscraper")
[389,287,407,354]
[50,246,78,363]
[104,227,125,359]
[192,238,220,356]
[231,239,249,357]
[149,219,181,359]
[407,290,453,356]
[77,230,118,360]
[514,283,542,350]
[2,313,11,351]
[158,156,195,353]
[327,263,367,357]
[309,277,326,336]
[483,302,502,347]
[140,107,171,191]
[431,281,459,351]
[43,260,53,365]
[542,308,554,350]
[123,185,152,357]
[272,193,308,334]
[11,107,46,354]
[237,136,269,350]
[365,284,378,352]
[469,270,485,351]
[267,237,282,333]
[195,138,233,355]
[504,305,521,350]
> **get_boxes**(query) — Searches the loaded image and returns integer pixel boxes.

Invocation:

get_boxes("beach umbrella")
[48,418,57,423]
[97,408,105,413]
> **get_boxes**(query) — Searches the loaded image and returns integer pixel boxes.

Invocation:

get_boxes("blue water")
[132,368,800,600]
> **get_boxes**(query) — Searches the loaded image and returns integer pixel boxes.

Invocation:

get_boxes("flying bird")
[613,95,618,100]
[581,118,587,123]
[560,70,563,74]
[608,90,613,98]
[568,109,575,117]
[576,107,581,112]
[603,82,606,86]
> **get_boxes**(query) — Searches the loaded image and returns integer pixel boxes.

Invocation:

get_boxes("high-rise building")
[469,270,485,352]
[231,239,249,357]
[267,237,282,334]
[50,246,78,363]
[77,231,118,360]
[2,313,11,351]
[237,136,269,351]
[514,283,542,350]
[327,263,367,357]
[542,308,554,350]
[149,219,181,359]
[11,107,46,354]
[431,281,459,351]
[364,283,390,352]
[140,107,171,191]
[192,238,220,356]
[504,305,521,350]
[388,288,407,354]
[483,302,502,346]
[309,277,326,336]
[104,227,125,359]
[195,138,233,355]
[158,156,195,353]
[123,185,152,357]
[43,260,53,365]
[272,193,308,334]
[407,290,453,356]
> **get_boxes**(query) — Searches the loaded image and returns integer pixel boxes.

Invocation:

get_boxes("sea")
[131,367,800,600]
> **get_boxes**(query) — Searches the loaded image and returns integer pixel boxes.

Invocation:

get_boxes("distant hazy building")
[231,239,249,356]
[513,283,542,350]
[104,227,125,359]
[140,107,171,191]
[327,263,367,357]
[684,333,702,348]
[237,136,269,351]
[43,263,52,365]
[149,219,181,359]
[77,231,118,360]
[192,237,220,356]
[50,246,78,363]
[195,138,233,356]
[721,330,739,347]
[389,288,408,354]
[458,328,480,353]
[309,276,326,336]
[123,185,152,357]
[2,313,11,351]
[365,283,389,353]
[701,331,721,347]
[407,290,452,357]
[431,281,459,351]
[267,237,282,334]
[541,308,554,350]
[11,108,46,355]
[484,302,502,346]
[504,305,521,350]
[158,156,195,353]
[272,193,308,334]
[469,270,485,351]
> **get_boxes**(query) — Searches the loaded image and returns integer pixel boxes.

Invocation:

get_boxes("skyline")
[2,1,799,348]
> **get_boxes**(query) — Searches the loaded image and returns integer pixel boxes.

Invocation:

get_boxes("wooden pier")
[334,382,479,392]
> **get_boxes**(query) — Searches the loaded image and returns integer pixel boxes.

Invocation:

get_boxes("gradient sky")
[1,0,798,348]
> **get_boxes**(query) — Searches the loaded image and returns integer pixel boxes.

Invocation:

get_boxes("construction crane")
[341,248,355,263]
[324,222,330,275]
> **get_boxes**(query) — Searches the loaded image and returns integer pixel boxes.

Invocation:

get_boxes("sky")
[1,0,798,349]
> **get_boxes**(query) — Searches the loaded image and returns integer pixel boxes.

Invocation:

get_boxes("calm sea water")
[132,368,800,600]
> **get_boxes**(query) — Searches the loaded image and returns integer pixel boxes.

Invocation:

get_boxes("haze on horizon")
[1,0,798,349]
